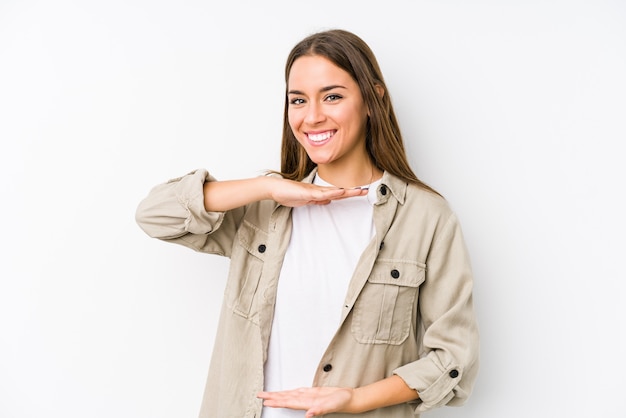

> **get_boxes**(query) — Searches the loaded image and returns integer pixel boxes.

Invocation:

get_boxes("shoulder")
[383,172,452,217]
[406,183,450,212]
[403,184,459,237]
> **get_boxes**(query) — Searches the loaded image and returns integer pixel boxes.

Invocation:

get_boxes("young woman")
[136,29,479,418]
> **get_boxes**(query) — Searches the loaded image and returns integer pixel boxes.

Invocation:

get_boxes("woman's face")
[287,55,370,172]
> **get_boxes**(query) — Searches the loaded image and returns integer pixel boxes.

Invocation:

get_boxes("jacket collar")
[302,167,408,205]
[378,170,407,205]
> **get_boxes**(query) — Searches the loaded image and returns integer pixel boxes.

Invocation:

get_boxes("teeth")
[308,132,332,142]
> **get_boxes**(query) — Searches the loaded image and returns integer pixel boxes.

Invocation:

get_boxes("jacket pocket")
[228,220,268,320]
[351,259,426,345]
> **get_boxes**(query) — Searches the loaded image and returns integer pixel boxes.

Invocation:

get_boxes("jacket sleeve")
[393,212,479,412]
[135,168,244,256]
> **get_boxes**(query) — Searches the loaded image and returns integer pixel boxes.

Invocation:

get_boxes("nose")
[304,102,325,125]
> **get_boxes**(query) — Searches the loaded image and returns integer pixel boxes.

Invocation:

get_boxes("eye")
[324,94,343,102]
[289,97,306,105]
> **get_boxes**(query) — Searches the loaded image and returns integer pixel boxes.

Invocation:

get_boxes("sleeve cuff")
[172,169,225,235]
[394,360,462,412]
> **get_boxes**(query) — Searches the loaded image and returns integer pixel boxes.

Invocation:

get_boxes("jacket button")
[390,269,400,279]
[449,369,459,378]
[322,364,332,372]
[258,244,266,253]
[380,185,387,195]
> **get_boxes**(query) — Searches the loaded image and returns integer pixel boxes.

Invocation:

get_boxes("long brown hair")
[278,29,439,195]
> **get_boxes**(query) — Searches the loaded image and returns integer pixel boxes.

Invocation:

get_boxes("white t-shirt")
[262,175,380,418]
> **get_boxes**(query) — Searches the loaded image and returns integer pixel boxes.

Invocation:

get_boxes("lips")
[306,130,335,143]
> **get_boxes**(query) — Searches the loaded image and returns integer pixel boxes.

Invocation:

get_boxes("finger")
[257,389,309,402]
[333,188,369,199]
[309,188,346,201]
[321,188,368,202]
[261,398,311,410]
[306,404,325,417]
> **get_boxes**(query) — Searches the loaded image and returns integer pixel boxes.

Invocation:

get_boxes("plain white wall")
[1,1,625,417]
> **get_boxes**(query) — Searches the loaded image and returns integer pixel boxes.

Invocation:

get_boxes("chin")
[309,157,335,166]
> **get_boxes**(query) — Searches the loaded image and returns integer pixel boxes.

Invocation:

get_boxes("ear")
[367,84,385,116]
[374,84,385,99]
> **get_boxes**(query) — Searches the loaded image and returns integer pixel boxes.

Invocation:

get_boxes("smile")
[307,131,335,142]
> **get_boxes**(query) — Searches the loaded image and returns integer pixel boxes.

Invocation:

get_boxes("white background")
[1,1,625,417]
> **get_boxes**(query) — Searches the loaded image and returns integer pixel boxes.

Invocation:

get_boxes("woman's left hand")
[257,386,356,417]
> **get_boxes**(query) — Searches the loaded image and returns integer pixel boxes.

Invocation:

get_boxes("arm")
[351,375,419,412]
[136,169,367,252]
[257,375,418,417]
[393,212,479,411]
[203,176,367,212]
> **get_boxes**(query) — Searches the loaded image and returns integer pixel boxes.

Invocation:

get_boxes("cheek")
[287,112,299,137]
[287,113,304,144]
[287,108,302,130]
[337,104,365,125]
[350,108,369,133]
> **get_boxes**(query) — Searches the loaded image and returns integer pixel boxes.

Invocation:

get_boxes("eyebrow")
[287,85,347,95]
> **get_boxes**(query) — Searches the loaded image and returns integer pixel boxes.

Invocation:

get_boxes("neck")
[317,162,383,189]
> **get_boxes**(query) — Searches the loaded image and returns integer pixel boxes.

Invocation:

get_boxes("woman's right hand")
[268,177,367,207]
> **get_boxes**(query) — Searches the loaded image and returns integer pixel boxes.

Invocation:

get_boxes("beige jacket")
[136,168,479,418]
